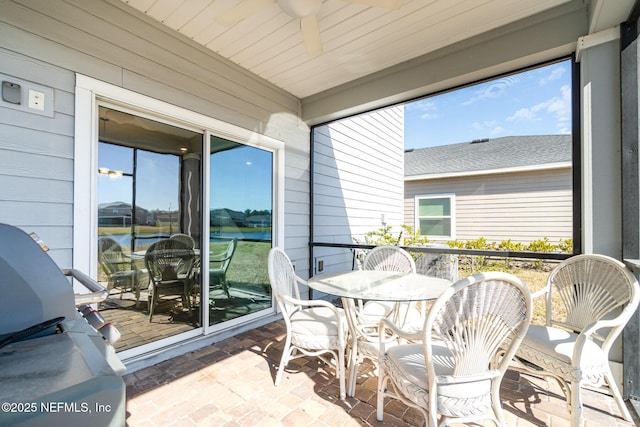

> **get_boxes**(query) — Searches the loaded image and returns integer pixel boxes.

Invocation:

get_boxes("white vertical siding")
[0,0,307,269]
[313,106,404,273]
[404,168,573,245]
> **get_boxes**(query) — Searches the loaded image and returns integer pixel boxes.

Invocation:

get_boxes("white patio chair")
[360,245,416,323]
[377,272,532,427]
[513,254,639,427]
[267,247,348,400]
[345,246,415,396]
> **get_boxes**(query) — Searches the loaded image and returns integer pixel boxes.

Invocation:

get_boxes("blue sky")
[404,59,572,149]
[99,142,273,213]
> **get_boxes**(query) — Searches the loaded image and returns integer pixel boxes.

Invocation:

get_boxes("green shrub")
[357,225,573,255]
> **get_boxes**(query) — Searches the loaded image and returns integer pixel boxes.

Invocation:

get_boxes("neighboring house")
[98,201,155,226]
[404,135,572,245]
[210,208,246,227]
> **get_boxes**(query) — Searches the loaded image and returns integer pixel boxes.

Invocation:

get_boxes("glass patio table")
[307,270,452,302]
[308,270,453,396]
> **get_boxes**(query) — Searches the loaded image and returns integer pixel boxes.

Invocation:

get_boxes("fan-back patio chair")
[98,237,149,301]
[209,238,236,298]
[377,272,532,427]
[170,233,195,248]
[345,245,416,396]
[360,245,417,322]
[144,239,196,322]
[267,247,348,400]
[513,254,639,427]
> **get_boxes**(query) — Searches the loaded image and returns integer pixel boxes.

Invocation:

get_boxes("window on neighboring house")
[415,195,454,239]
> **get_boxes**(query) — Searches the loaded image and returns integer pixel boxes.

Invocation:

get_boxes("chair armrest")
[378,317,422,357]
[573,314,635,361]
[530,283,549,300]
[280,294,343,316]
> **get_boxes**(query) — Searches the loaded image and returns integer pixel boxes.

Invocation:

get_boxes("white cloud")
[472,120,498,130]
[406,99,438,120]
[507,84,571,133]
[508,107,540,122]
[539,67,566,86]
[471,120,505,137]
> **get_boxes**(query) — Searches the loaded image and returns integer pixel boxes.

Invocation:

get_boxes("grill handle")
[62,268,110,306]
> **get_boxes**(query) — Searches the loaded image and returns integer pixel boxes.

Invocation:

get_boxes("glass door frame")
[74,75,285,359]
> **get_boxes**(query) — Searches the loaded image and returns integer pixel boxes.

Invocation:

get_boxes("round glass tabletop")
[307,270,452,301]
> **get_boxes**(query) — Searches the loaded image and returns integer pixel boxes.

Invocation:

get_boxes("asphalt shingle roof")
[404,135,571,177]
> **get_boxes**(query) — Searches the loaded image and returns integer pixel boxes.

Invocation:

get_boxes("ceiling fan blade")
[344,0,403,10]
[216,0,274,26]
[300,15,323,57]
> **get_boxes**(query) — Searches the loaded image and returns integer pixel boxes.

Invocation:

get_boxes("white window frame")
[414,194,456,240]
[74,75,285,355]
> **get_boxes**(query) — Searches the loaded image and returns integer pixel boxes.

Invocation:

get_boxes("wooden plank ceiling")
[118,0,576,99]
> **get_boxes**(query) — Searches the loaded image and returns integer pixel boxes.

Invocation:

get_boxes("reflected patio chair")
[377,272,532,426]
[209,238,236,298]
[513,254,639,427]
[267,247,348,400]
[144,239,196,322]
[97,237,149,301]
[170,233,195,248]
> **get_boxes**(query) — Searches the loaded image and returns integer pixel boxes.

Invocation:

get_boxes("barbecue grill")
[0,223,126,426]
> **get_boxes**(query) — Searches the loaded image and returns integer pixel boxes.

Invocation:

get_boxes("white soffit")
[118,0,576,99]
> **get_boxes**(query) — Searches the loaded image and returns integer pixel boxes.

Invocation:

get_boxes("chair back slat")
[267,247,302,315]
[426,273,532,378]
[363,246,416,273]
[145,239,195,281]
[98,237,130,275]
[548,254,637,334]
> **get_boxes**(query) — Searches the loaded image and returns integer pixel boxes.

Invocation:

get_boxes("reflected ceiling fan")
[216,0,404,56]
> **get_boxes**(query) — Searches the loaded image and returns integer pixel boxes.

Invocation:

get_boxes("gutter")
[405,161,571,181]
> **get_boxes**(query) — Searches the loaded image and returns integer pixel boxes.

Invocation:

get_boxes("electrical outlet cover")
[2,81,21,105]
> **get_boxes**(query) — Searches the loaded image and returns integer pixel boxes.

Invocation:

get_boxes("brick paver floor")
[124,320,638,426]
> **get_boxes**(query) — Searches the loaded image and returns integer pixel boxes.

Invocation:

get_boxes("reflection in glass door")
[208,136,273,326]
[96,106,203,352]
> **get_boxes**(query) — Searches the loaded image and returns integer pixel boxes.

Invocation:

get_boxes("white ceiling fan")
[216,0,404,57]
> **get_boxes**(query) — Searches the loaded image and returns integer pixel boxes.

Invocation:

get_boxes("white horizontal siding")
[313,106,403,274]
[0,0,308,270]
[405,168,573,245]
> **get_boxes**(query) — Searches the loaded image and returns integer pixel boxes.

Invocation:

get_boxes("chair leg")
[148,290,157,322]
[337,347,346,400]
[569,380,583,427]
[376,368,388,421]
[223,279,230,298]
[275,334,292,387]
[347,337,359,397]
[604,371,634,422]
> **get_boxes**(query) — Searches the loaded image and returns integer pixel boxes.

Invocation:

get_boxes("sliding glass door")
[208,136,273,326]
[95,106,275,352]
[97,106,203,352]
